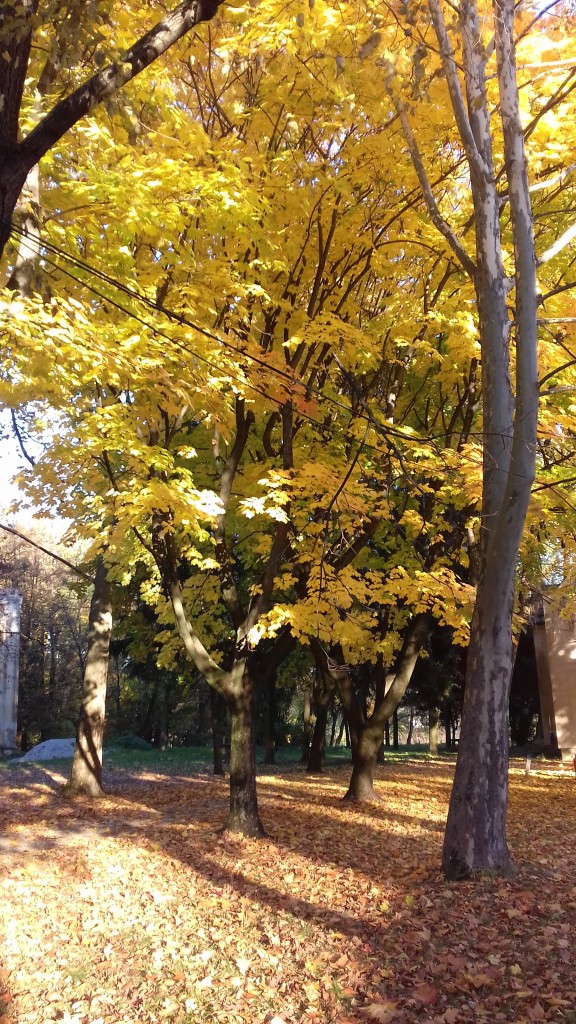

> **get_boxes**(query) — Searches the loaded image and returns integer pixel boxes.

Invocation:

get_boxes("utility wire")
[6,223,576,488]
[0,522,94,583]
[5,221,451,448]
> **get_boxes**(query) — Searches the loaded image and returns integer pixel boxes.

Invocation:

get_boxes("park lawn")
[0,758,575,1024]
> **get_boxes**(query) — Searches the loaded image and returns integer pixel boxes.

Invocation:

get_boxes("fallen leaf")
[364,1002,397,1022]
[415,983,439,1005]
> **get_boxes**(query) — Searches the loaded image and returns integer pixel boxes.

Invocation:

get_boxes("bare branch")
[0,522,94,582]
[386,87,476,277]
[10,410,35,466]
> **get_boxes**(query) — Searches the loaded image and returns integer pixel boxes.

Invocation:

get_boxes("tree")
[391,0,576,876]
[1,0,480,835]
[0,0,222,260]
[0,522,91,742]
[313,614,431,801]
[5,0,576,852]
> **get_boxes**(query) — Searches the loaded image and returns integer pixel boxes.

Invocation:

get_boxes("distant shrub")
[50,720,76,739]
[108,734,154,750]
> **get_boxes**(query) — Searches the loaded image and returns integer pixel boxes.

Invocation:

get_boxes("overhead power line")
[5,221,446,449]
[0,522,94,582]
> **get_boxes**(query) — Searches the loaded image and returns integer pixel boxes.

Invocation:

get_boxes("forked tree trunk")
[431,0,537,879]
[330,616,431,802]
[223,671,264,837]
[343,724,384,801]
[64,558,112,798]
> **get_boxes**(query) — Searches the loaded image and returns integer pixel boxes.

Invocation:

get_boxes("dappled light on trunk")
[63,558,112,799]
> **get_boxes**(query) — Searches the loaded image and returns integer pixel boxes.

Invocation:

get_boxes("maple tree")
[1,0,478,833]
[3,0,576,870]
[314,614,432,802]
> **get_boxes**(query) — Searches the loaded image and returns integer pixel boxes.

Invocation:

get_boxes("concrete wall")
[534,608,576,755]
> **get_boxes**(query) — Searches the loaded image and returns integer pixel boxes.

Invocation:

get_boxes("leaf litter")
[1,759,575,1024]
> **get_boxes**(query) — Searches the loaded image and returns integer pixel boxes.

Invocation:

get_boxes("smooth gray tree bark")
[395,0,539,877]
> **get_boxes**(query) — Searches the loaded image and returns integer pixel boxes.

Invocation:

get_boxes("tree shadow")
[5,759,571,1023]
[1,763,444,1020]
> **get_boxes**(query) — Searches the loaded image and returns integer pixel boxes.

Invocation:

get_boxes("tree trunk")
[429,706,439,755]
[307,703,328,773]
[263,671,276,765]
[63,558,112,798]
[392,709,399,751]
[156,682,168,751]
[114,653,121,722]
[439,0,538,880]
[444,710,452,751]
[389,0,539,878]
[222,671,264,837]
[329,706,338,748]
[141,678,158,741]
[385,719,390,747]
[210,687,224,776]
[442,575,515,878]
[406,706,414,746]
[343,725,382,801]
[301,686,311,763]
[340,618,431,800]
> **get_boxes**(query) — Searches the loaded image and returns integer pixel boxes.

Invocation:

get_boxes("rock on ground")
[19,738,76,761]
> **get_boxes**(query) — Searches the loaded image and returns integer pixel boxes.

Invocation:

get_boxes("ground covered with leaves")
[1,756,575,1024]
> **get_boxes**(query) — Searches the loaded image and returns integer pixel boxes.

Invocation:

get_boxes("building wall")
[535,609,576,755]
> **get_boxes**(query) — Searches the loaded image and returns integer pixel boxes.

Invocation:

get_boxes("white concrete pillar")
[0,589,23,754]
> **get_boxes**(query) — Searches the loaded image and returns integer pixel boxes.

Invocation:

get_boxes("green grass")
[0,740,454,776]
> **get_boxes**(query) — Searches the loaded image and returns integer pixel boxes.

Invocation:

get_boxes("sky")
[0,410,44,524]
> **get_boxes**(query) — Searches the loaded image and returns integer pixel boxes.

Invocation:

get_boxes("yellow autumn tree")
[4,0,576,843]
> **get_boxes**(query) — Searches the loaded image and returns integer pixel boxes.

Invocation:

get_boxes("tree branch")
[369,613,432,730]
[215,398,254,629]
[0,521,94,582]
[537,219,576,266]
[388,84,476,277]
[16,0,221,174]
[155,527,227,692]
[427,0,489,181]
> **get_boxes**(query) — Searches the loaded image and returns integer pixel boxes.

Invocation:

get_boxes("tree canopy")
[3,0,576,871]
